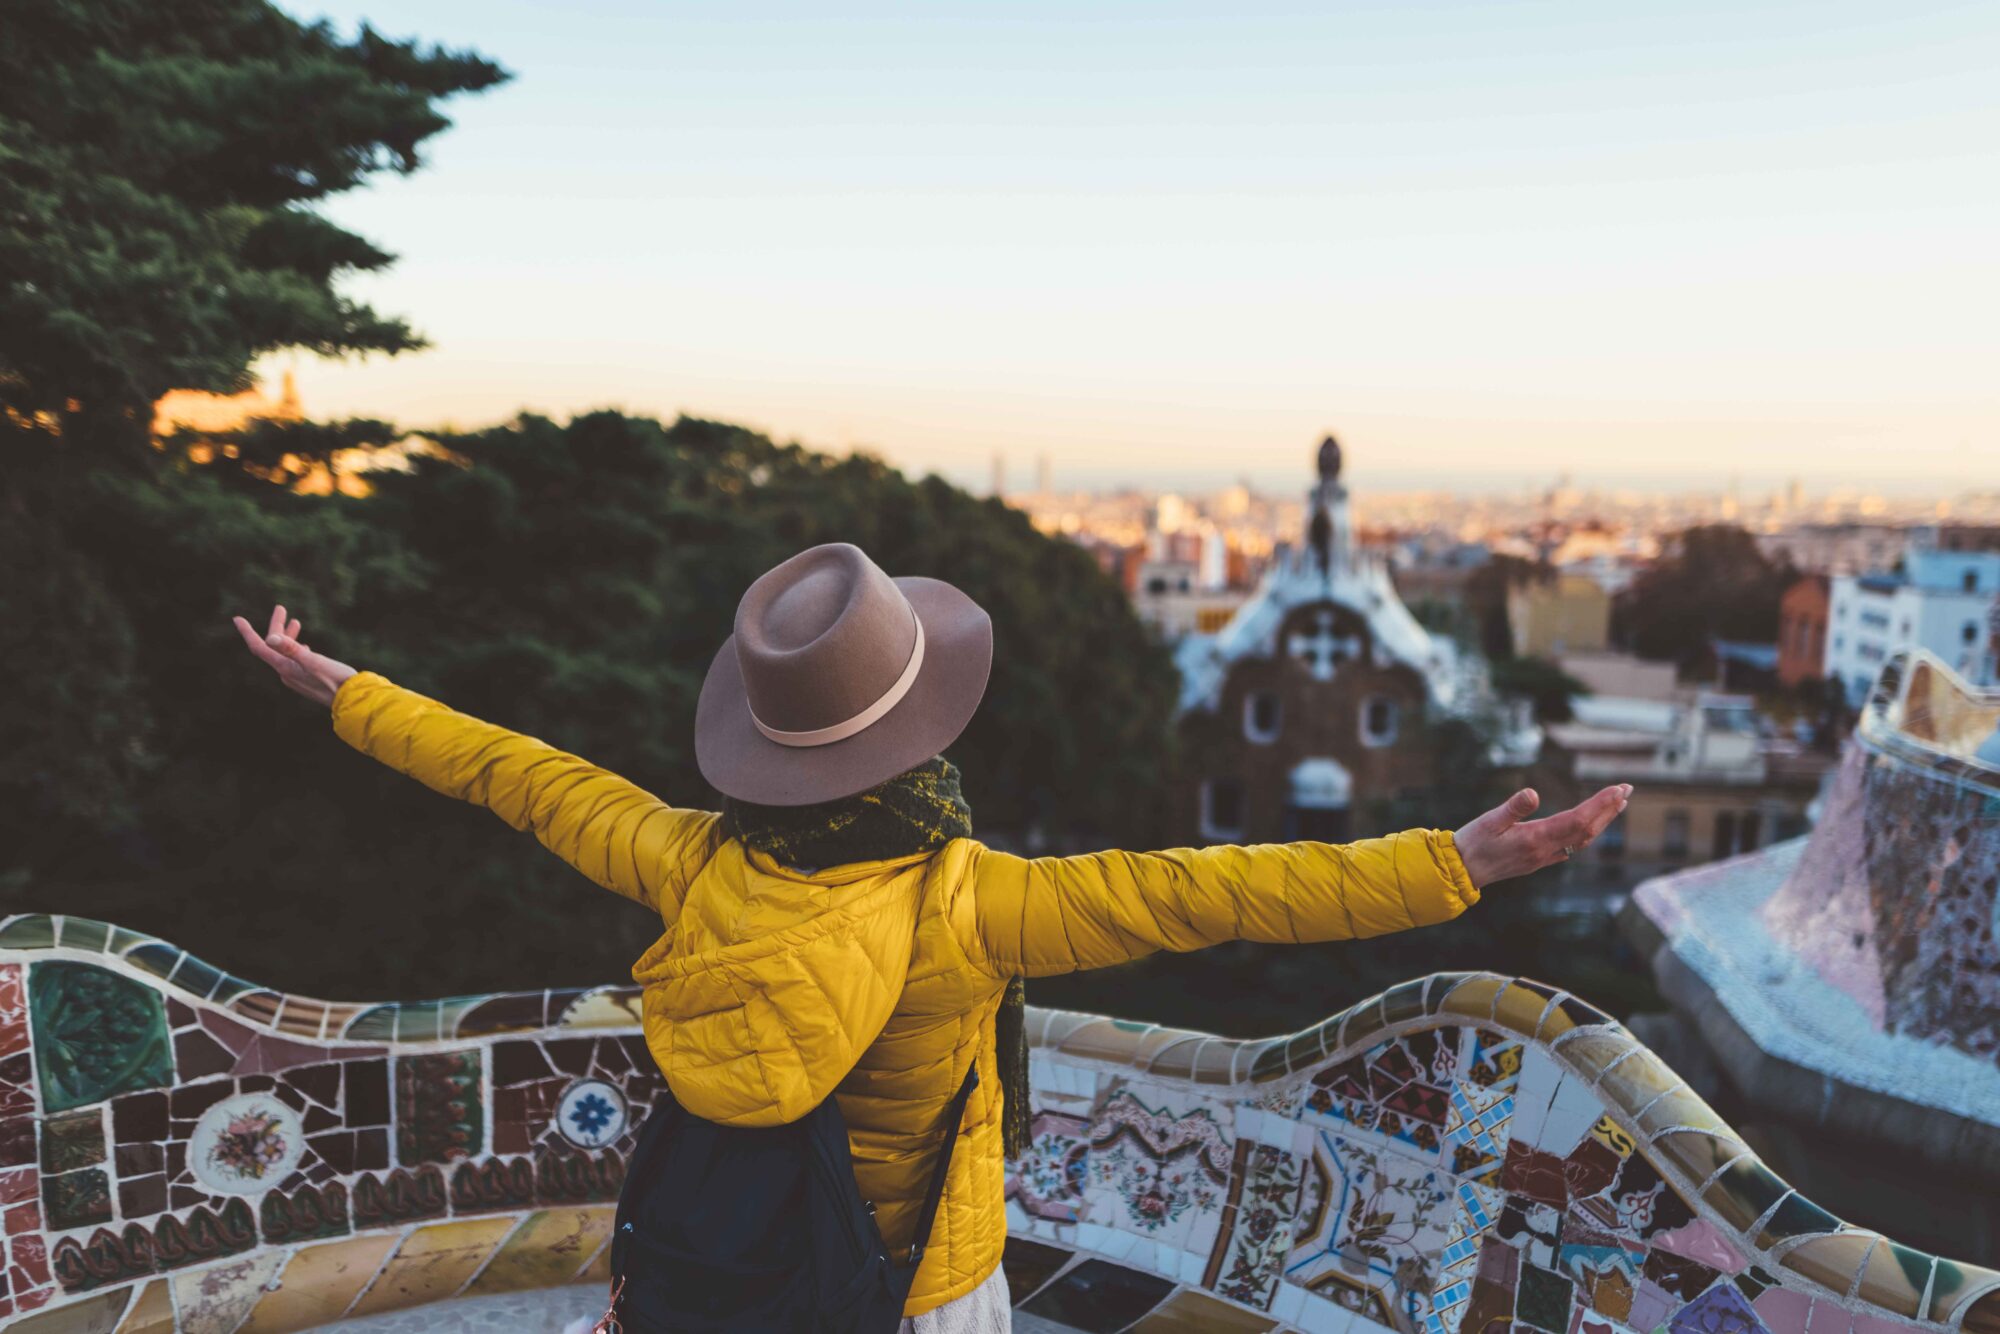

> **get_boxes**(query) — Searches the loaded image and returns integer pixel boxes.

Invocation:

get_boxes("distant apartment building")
[1826,542,2000,705]
[1756,522,1908,577]
[1130,558,1249,640]
[1506,571,1610,658]
[1556,650,1679,701]
[1538,691,1830,883]
[1776,574,1830,688]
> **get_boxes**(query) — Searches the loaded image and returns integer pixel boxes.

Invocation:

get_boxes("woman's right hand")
[232,604,358,708]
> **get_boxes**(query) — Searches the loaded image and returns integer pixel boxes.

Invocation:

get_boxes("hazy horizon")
[282,0,1998,498]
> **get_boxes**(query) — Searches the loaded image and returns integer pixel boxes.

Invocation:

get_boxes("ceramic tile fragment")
[8,1289,131,1333]
[114,1278,174,1333]
[171,1250,287,1334]
[345,1216,519,1317]
[236,1232,403,1333]
[29,963,173,1114]
[1751,1286,1812,1334]
[463,1207,614,1294]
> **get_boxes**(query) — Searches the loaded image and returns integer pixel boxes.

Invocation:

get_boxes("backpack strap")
[903,1062,980,1267]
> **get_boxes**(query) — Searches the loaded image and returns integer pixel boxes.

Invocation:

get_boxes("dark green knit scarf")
[721,757,1031,1158]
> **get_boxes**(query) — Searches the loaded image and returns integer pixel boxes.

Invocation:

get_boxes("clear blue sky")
[289,0,2000,496]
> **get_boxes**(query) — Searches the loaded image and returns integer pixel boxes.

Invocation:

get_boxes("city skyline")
[285,0,1998,496]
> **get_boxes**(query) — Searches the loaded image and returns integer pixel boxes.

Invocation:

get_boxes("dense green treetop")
[0,0,504,432]
[1615,524,1792,670]
[2,410,1182,995]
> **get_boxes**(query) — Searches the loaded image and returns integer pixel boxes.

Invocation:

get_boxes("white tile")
[1508,1045,1564,1147]
[1534,1074,1604,1157]
[1272,1282,1307,1322]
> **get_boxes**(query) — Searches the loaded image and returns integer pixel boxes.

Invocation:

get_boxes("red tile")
[0,964,25,1061]
[0,1170,34,1206]
[12,1234,46,1286]
[235,1034,359,1077]
[0,1119,33,1169]
[197,1009,259,1055]
[4,1202,38,1235]
[0,1067,31,1121]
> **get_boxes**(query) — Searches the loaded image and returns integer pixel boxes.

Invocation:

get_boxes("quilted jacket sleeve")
[960,830,1478,978]
[329,672,721,917]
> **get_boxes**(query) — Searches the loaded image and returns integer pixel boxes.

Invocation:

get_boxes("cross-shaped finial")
[1286,610,1363,681]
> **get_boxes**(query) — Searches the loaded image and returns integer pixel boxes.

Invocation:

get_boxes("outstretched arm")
[233,606,720,916]
[960,784,1629,978]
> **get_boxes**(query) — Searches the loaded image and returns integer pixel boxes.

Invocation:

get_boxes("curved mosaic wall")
[0,913,1995,1333]
[1760,661,2000,1066]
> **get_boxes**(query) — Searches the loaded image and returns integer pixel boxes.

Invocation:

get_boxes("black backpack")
[605,1065,980,1333]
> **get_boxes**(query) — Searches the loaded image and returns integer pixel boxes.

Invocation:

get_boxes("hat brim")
[695,576,994,806]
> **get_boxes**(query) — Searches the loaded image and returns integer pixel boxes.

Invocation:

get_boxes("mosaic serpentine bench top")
[1632,648,2000,1141]
[0,912,1994,1334]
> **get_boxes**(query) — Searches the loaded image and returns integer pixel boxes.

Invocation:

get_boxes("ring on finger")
[1560,845,1577,858]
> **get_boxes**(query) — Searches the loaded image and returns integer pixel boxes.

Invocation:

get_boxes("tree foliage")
[1488,655,1588,723]
[0,0,505,434]
[1461,554,1550,660]
[1,413,1181,996]
[1614,525,1792,670]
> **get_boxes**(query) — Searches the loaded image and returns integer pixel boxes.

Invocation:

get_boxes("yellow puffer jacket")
[331,672,1481,1314]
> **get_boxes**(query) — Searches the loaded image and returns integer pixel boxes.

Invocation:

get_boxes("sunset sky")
[289,1,1999,496]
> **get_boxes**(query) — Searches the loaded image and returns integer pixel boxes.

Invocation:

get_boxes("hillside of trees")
[0,0,1184,996]
[4,409,1184,996]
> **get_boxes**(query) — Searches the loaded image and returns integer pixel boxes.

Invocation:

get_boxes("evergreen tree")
[0,0,505,439]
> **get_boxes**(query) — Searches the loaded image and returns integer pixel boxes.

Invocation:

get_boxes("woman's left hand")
[1453,784,1631,889]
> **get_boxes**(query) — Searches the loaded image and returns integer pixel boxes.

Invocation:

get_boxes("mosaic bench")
[0,912,1994,1334]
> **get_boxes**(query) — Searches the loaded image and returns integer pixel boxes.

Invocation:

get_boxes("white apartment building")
[1827,543,2000,705]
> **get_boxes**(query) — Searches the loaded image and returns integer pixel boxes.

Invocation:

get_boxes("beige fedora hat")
[695,543,994,806]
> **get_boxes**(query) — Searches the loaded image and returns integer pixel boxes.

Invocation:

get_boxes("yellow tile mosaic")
[463,1207,616,1295]
[1436,973,1506,1023]
[1632,1085,1732,1138]
[235,1233,403,1334]
[1489,979,1559,1036]
[344,1217,521,1318]
[1854,1238,1935,1319]
[113,1281,172,1334]
[1648,1129,1752,1190]
[1777,1230,1883,1299]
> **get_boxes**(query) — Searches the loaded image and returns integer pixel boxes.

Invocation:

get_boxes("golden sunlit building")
[1506,570,1611,657]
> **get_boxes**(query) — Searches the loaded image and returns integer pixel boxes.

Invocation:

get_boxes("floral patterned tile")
[1285,1129,1456,1331]
[1080,1088,1233,1264]
[1207,1139,1307,1311]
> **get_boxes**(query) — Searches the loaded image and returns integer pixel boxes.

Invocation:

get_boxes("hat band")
[748,614,926,748]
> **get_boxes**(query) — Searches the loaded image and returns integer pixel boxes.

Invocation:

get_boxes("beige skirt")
[899,1263,1012,1334]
